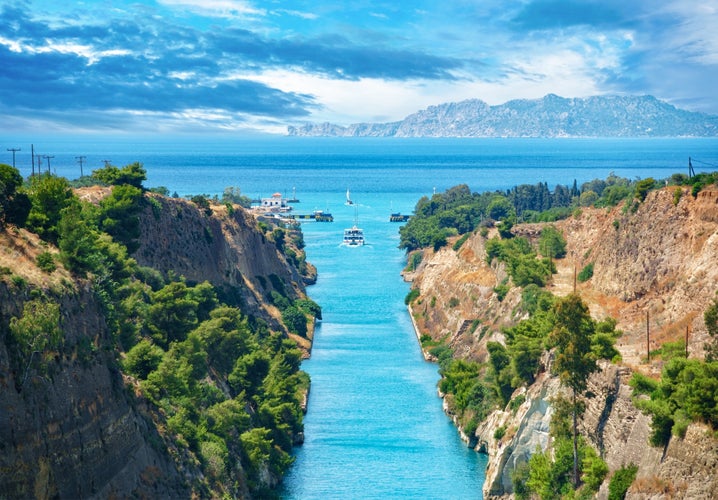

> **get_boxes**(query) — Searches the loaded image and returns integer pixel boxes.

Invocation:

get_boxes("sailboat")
[345,188,354,206]
[343,206,364,246]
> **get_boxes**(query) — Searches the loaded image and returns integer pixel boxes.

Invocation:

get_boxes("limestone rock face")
[407,186,718,498]
[0,194,309,498]
[133,195,312,331]
[0,282,191,499]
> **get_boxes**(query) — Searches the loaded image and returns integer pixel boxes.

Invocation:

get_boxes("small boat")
[343,225,364,246]
[345,188,354,205]
[343,207,364,246]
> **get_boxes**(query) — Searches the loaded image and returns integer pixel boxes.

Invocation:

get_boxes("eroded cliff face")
[134,194,314,336]
[0,194,311,498]
[0,229,194,498]
[406,187,718,498]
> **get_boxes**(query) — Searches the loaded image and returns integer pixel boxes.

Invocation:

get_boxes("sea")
[5,136,717,499]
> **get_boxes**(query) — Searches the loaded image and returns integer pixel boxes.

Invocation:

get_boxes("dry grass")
[0,226,72,288]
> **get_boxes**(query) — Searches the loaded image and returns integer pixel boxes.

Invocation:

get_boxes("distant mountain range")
[287,94,718,138]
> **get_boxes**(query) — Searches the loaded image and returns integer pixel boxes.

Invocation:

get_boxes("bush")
[453,233,471,251]
[282,305,307,337]
[36,251,56,273]
[494,284,510,302]
[608,464,638,500]
[577,262,594,282]
[405,288,420,305]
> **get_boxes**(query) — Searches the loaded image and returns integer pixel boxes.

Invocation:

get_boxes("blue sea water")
[4,136,717,498]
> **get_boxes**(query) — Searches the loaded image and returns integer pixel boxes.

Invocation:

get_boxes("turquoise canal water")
[279,192,488,499]
[6,136,717,498]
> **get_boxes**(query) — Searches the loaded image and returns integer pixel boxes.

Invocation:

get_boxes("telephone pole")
[103,159,112,167]
[646,309,651,363]
[76,156,86,177]
[43,155,55,174]
[7,147,21,169]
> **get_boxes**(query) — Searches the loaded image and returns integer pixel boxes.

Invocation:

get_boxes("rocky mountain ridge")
[405,186,718,498]
[288,95,718,138]
[0,192,311,497]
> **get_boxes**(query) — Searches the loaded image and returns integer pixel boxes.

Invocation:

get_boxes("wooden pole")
[646,309,650,363]
[685,325,689,358]
[573,264,577,294]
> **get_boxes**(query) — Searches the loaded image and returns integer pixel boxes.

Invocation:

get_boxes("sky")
[0,0,717,135]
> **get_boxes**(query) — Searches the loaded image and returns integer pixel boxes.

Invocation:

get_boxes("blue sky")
[1,0,716,134]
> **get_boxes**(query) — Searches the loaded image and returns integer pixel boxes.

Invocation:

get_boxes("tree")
[538,225,567,259]
[549,294,598,488]
[704,299,718,361]
[97,184,144,253]
[0,163,31,227]
[92,162,146,188]
[57,200,101,274]
[24,173,75,243]
[10,298,62,387]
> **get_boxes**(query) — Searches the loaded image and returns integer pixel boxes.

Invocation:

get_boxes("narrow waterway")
[281,193,487,499]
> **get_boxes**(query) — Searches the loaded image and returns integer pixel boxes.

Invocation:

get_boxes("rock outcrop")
[0,194,311,498]
[406,186,718,498]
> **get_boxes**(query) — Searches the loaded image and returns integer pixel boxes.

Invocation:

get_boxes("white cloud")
[157,0,266,18]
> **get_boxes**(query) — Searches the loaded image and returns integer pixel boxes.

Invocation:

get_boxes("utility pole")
[31,144,35,176]
[43,155,55,174]
[103,159,112,167]
[76,155,86,177]
[36,155,42,174]
[7,147,21,169]
[646,309,650,363]
[685,325,689,358]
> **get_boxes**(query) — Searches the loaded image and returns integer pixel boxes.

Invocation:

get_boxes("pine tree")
[549,294,598,488]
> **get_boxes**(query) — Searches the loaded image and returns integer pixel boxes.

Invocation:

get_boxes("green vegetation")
[549,294,599,488]
[514,393,607,499]
[485,236,554,287]
[9,296,62,387]
[608,464,638,500]
[405,288,420,305]
[577,262,594,282]
[628,301,718,448]
[0,162,312,497]
[631,357,718,447]
[399,171,718,254]
[538,225,567,259]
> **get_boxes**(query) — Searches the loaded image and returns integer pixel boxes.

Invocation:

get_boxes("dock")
[288,211,333,222]
[389,213,410,222]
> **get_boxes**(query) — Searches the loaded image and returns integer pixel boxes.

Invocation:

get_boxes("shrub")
[577,262,594,282]
[405,288,420,305]
[282,305,307,337]
[494,284,510,302]
[608,464,638,500]
[36,251,56,273]
[453,233,471,251]
[673,187,683,206]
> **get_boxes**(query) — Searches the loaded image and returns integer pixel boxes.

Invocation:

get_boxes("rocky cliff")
[0,193,312,498]
[405,186,718,498]
[133,193,315,337]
